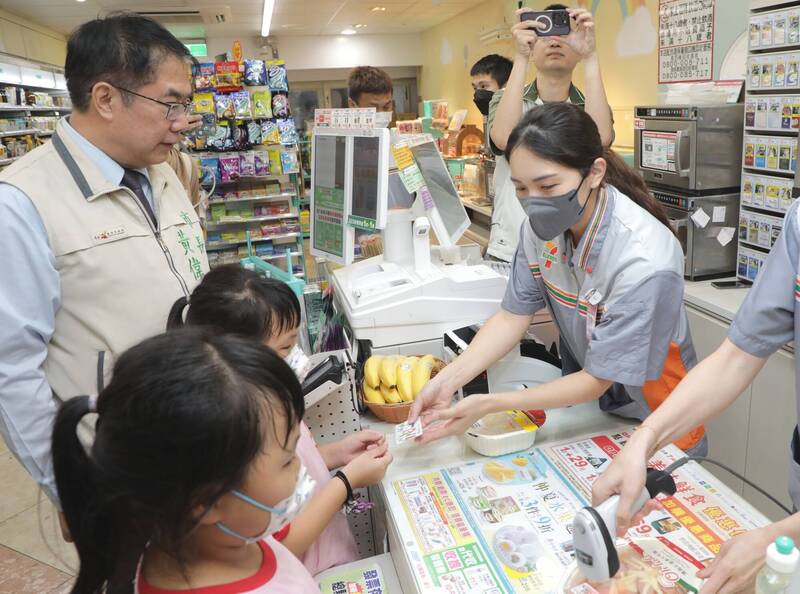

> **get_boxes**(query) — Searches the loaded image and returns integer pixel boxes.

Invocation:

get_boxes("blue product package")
[243,59,267,86]
[200,157,221,184]
[267,62,288,91]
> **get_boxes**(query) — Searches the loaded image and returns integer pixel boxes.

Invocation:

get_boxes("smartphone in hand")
[520,9,571,36]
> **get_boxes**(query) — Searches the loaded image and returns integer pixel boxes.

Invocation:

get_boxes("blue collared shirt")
[0,118,153,503]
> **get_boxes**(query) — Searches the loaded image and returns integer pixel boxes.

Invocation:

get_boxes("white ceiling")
[1,0,487,38]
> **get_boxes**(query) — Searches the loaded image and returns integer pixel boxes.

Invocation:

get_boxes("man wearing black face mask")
[485,4,614,263]
[470,54,513,116]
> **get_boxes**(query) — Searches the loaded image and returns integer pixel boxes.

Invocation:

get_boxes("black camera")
[520,9,571,37]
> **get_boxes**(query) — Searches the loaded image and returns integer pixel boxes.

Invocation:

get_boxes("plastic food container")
[464,409,546,456]
[559,538,705,594]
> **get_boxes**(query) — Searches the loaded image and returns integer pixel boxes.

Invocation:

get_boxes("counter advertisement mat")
[388,449,586,593]
[387,429,771,594]
[542,430,769,592]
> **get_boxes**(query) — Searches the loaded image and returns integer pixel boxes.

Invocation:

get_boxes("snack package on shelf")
[277,118,298,145]
[280,149,299,174]
[193,63,217,92]
[232,91,252,119]
[219,153,241,182]
[200,156,221,184]
[268,148,283,174]
[214,61,243,93]
[215,94,235,119]
[267,61,289,91]
[261,120,281,145]
[193,92,215,114]
[252,90,273,118]
[254,150,270,175]
[272,93,290,118]
[243,59,267,86]
[210,204,227,221]
[247,121,263,145]
[240,151,256,176]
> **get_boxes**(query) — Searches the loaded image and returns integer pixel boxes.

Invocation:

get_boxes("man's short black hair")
[470,54,513,88]
[348,66,393,103]
[545,3,569,9]
[66,13,193,112]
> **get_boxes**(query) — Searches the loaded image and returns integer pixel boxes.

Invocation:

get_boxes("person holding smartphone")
[486,4,615,263]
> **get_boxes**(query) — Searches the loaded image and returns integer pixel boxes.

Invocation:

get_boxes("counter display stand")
[739,0,800,282]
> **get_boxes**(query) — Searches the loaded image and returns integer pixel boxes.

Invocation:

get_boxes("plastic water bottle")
[755,536,800,594]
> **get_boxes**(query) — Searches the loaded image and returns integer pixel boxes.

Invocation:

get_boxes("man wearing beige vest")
[0,14,209,503]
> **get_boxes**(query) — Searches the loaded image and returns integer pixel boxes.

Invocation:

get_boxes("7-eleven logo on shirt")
[795,276,800,301]
[542,242,559,269]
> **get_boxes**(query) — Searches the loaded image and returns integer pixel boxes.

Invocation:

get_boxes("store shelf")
[738,240,774,252]
[206,213,298,229]
[744,127,800,134]
[206,174,291,187]
[261,250,301,261]
[0,157,20,167]
[206,232,301,251]
[742,165,796,176]
[207,192,296,206]
[0,128,38,138]
[35,129,55,136]
[0,104,71,112]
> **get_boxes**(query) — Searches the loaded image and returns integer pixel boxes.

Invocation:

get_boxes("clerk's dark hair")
[167,265,301,340]
[66,12,193,112]
[52,329,304,594]
[505,103,673,234]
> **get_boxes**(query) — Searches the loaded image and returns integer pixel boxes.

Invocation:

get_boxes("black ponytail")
[52,396,111,593]
[52,329,305,593]
[166,296,189,329]
[505,103,674,235]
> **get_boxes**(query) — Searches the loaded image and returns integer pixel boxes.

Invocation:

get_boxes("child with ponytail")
[53,329,320,593]
[167,265,392,575]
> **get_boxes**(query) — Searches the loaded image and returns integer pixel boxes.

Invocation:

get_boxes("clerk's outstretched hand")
[591,426,658,537]
[408,372,456,429]
[414,394,492,445]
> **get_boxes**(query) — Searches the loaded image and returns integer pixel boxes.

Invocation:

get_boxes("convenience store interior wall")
[1,0,751,150]
[419,0,750,150]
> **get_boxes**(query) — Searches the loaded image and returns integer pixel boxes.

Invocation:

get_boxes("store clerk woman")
[409,102,706,455]
[592,199,800,592]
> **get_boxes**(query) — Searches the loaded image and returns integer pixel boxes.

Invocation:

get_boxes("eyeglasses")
[112,85,193,121]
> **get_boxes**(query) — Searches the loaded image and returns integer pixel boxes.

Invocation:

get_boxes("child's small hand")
[329,430,385,468]
[342,441,393,489]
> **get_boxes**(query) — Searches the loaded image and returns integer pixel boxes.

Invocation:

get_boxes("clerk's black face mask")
[473,89,494,116]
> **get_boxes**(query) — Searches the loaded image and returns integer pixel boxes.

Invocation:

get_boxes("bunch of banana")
[362,354,437,405]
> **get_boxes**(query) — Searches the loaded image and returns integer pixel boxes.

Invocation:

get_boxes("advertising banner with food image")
[386,428,770,594]
[389,449,588,592]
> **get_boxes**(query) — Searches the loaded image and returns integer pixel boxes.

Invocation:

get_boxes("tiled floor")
[0,438,77,592]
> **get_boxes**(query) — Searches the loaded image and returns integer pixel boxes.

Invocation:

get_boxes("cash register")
[310,127,515,354]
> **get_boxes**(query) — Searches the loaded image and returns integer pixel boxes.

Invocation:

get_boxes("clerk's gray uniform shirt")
[729,199,800,508]
[502,185,707,452]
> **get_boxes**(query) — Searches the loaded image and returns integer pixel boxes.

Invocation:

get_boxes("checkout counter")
[310,279,800,593]
[306,113,798,592]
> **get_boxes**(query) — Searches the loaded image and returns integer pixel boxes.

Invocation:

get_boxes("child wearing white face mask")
[168,265,393,575]
[52,329,321,593]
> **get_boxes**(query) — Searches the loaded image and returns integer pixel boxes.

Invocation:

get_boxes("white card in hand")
[395,419,423,442]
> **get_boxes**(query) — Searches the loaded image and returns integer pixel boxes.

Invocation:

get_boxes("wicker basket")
[362,356,446,424]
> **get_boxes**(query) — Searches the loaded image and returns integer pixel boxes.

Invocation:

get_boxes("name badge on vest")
[584,288,603,342]
[92,226,128,245]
